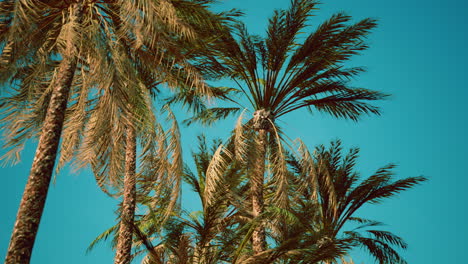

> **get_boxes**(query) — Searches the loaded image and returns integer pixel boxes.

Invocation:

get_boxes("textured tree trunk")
[4,8,82,264]
[114,126,137,264]
[252,128,267,254]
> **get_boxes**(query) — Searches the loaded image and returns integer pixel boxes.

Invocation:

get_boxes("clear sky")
[1,0,467,263]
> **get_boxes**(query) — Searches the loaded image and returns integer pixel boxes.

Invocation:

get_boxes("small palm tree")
[189,0,387,253]
[281,140,427,264]
[144,135,250,263]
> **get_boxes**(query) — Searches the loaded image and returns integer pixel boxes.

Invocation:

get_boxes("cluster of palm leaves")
[1,0,425,263]
[97,136,424,264]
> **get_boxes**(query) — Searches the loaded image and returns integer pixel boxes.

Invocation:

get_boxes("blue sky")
[1,0,467,263]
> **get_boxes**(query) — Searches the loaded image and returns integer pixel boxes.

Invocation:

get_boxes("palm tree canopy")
[0,0,227,165]
[187,0,388,126]
[285,140,427,264]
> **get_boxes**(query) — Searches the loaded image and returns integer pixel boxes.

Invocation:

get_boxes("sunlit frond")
[204,144,232,207]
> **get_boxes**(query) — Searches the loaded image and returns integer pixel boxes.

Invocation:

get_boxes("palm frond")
[183,107,241,126]
[87,224,119,253]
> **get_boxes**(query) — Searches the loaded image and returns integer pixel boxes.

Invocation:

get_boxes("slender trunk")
[114,126,137,264]
[252,128,267,254]
[4,4,82,261]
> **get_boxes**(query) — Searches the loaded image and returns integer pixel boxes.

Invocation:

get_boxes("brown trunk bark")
[4,4,82,263]
[114,126,137,264]
[252,128,267,254]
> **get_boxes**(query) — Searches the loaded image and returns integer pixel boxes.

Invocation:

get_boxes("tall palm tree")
[71,3,238,262]
[1,2,86,262]
[0,1,208,262]
[78,3,238,263]
[189,0,388,253]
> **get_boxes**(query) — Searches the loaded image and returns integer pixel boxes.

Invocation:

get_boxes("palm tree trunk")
[5,23,81,264]
[114,126,137,264]
[252,128,267,254]
[5,59,77,264]
[4,4,82,260]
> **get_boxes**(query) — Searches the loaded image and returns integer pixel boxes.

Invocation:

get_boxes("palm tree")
[1,2,86,262]
[77,3,238,263]
[81,100,185,264]
[0,1,209,262]
[188,0,388,253]
[75,3,238,262]
[88,135,250,263]
[225,140,425,264]
[281,140,427,264]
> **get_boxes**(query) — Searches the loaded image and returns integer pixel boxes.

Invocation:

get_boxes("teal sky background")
[1,0,467,263]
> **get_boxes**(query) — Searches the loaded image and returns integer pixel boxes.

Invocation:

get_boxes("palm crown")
[189,0,387,126]
[282,140,427,264]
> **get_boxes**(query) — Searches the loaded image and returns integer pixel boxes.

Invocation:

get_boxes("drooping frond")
[136,106,184,226]
[161,106,184,220]
[295,139,319,202]
[356,236,407,264]
[267,123,290,210]
[233,110,249,162]
[204,144,232,207]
